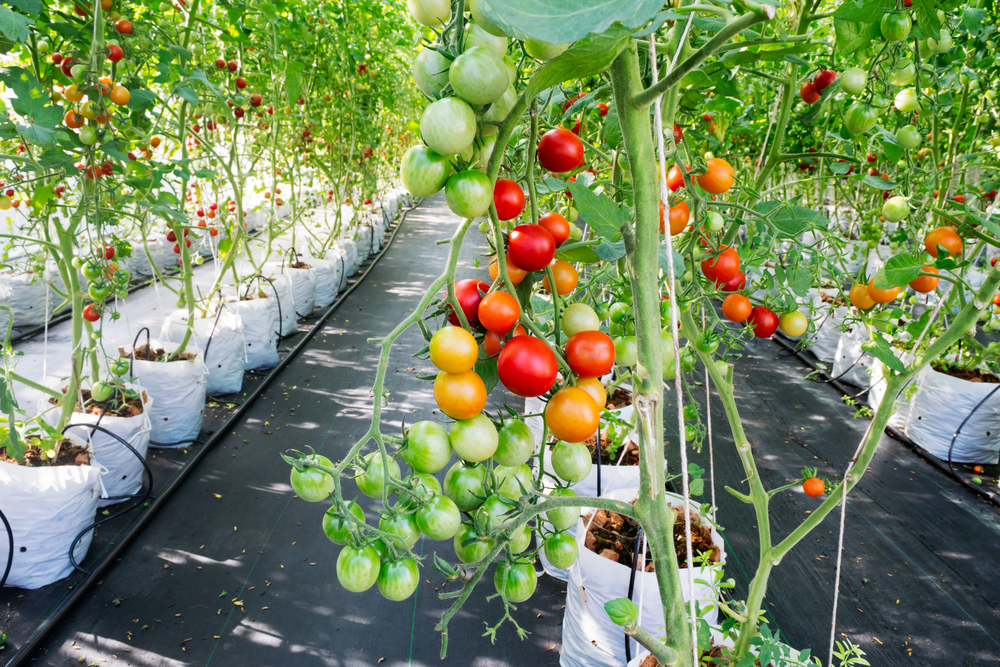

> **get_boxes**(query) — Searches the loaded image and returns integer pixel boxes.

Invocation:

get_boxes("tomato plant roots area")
[2,195,999,666]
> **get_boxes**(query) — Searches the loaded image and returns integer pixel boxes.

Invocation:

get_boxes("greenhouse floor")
[2,193,998,666]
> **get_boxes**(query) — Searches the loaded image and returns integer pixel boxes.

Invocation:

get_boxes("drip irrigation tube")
[1,199,418,667]
[771,334,1000,509]
[0,508,12,589]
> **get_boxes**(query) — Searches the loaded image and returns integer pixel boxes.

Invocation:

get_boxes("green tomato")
[402,420,452,474]
[844,102,878,134]
[88,281,110,301]
[323,501,365,545]
[357,451,401,498]
[449,46,507,106]
[609,301,630,323]
[443,461,487,511]
[613,335,637,367]
[420,97,477,156]
[290,454,336,502]
[524,38,567,61]
[79,126,98,145]
[494,418,534,467]
[567,206,578,222]
[90,380,114,402]
[840,66,867,95]
[71,256,84,269]
[494,560,537,602]
[412,47,451,97]
[495,463,533,499]
[71,63,87,80]
[468,0,507,37]
[379,512,421,549]
[482,86,517,133]
[694,332,718,354]
[706,210,725,232]
[463,21,508,60]
[546,486,580,530]
[405,472,442,502]
[778,311,809,337]
[453,522,493,563]
[551,441,592,483]
[896,125,921,150]
[416,494,462,540]
[336,544,380,592]
[109,357,130,376]
[927,30,953,53]
[568,222,583,240]
[544,531,579,569]
[888,59,916,86]
[377,558,420,601]
[882,195,909,222]
[444,170,493,219]
[894,88,922,113]
[449,412,498,463]
[407,0,451,26]
[880,12,912,42]
[400,145,453,198]
[561,303,600,336]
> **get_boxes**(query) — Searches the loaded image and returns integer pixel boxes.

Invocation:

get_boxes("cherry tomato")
[402,420,453,474]
[697,158,735,194]
[447,278,490,328]
[478,291,521,333]
[83,304,102,322]
[290,454,335,501]
[722,294,752,322]
[666,164,688,191]
[449,412,499,463]
[429,325,478,373]
[867,278,899,304]
[489,253,527,286]
[434,370,487,420]
[542,259,578,295]
[778,311,808,337]
[814,69,837,91]
[574,377,606,410]
[748,306,778,338]
[537,127,584,173]
[545,387,599,443]
[508,224,555,272]
[564,330,615,378]
[659,200,689,236]
[497,336,558,397]
[483,324,526,356]
[720,269,746,292]
[924,226,962,258]
[849,283,876,310]
[493,178,525,221]
[909,267,939,293]
[538,211,570,246]
[800,81,821,104]
[701,246,741,286]
[803,477,825,497]
[337,545,380,592]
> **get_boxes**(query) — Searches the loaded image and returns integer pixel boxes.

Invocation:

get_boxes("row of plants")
[0,0,424,591]
[288,0,1000,665]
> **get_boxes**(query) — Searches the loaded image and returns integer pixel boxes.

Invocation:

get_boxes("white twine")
[649,23,698,664]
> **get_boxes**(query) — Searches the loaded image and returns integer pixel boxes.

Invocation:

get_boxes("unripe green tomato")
[566,207,578,222]
[894,88,921,113]
[478,220,491,233]
[840,66,867,95]
[568,223,583,240]
[609,301,629,323]
[704,151,714,160]
[896,125,921,150]
[71,64,86,80]
[888,60,916,86]
[927,31,952,53]
[980,311,991,322]
[706,210,724,232]
[682,270,692,283]
[176,296,186,308]
[71,256,84,268]
[986,90,997,100]
[36,40,50,54]
[195,255,204,265]
[959,74,971,86]
[107,39,120,47]
[908,295,919,305]
[613,335,637,367]
[882,195,909,222]
[78,126,98,145]
[691,246,702,259]
[159,1,172,11]
[609,319,624,336]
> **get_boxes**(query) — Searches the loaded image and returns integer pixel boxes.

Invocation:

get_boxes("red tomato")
[508,224,555,272]
[659,200,689,236]
[720,269,746,292]
[672,123,683,143]
[538,212,570,246]
[493,179,525,221]
[537,128,584,173]
[814,69,837,92]
[447,279,490,328]
[83,304,102,322]
[497,336,558,397]
[722,294,752,322]
[564,331,615,378]
[800,81,820,104]
[478,291,521,333]
[748,306,778,338]
[484,325,526,357]
[666,164,688,192]
[701,246,741,286]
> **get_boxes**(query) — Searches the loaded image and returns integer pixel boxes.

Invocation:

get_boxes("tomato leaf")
[832,0,894,22]
[754,201,827,238]
[604,597,639,626]
[873,252,924,289]
[861,174,898,190]
[911,0,942,41]
[0,6,32,43]
[567,181,626,241]
[524,24,634,101]
[595,239,626,262]
[285,61,306,106]
[862,335,906,374]
[8,0,41,14]
[962,8,987,36]
[600,102,622,147]
[556,244,600,263]
[480,0,661,45]
[658,246,685,279]
[475,357,499,395]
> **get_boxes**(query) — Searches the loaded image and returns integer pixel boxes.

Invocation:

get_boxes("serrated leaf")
[873,252,924,289]
[0,6,32,43]
[524,24,633,102]
[862,336,906,373]
[475,357,499,395]
[754,201,827,238]
[604,598,639,626]
[9,0,41,13]
[480,0,662,45]
[567,181,626,241]
[862,174,898,190]
[128,88,157,111]
[834,18,874,54]
[600,102,622,147]
[832,0,893,22]
[658,245,685,278]
[100,141,131,162]
[595,239,626,262]
[285,61,305,106]
[911,0,941,41]
[962,7,986,35]
[175,86,199,106]
[556,244,600,263]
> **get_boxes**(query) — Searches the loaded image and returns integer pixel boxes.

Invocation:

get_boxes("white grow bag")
[808,306,848,365]
[127,340,208,446]
[0,433,101,589]
[266,274,298,336]
[561,488,724,667]
[304,256,339,308]
[905,366,1000,464]
[339,238,360,275]
[355,225,373,260]
[325,247,348,292]
[832,328,873,388]
[227,296,279,370]
[265,264,316,317]
[161,309,246,396]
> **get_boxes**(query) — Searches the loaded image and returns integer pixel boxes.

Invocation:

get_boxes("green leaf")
[0,6,33,43]
[524,24,633,102]
[100,141,131,162]
[567,182,627,241]
[595,239,626,262]
[600,102,622,147]
[168,45,193,61]
[9,0,41,13]
[785,263,814,297]
[475,357,499,394]
[832,0,894,22]
[862,336,906,374]
[830,161,851,175]
[911,0,941,41]
[658,246,685,278]
[184,69,224,97]
[754,201,827,238]
[556,244,600,263]
[962,7,986,36]
[30,183,52,210]
[480,0,662,45]
[175,86,199,106]
[604,598,639,626]
[285,61,306,106]
[217,238,233,255]
[862,174,898,190]
[834,19,874,53]
[128,88,157,111]
[873,252,924,289]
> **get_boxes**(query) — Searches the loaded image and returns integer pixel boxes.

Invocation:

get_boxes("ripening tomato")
[545,387,600,443]
[434,370,487,420]
[483,325,526,356]
[508,224,555,271]
[778,311,808,337]
[924,226,962,258]
[542,259,578,295]
[659,200,689,236]
[701,246,741,285]
[814,69,837,92]
[493,178,525,221]
[720,269,746,292]
[697,158,735,194]
[574,377,606,410]
[429,325,479,373]
[909,267,939,293]
[666,164,688,191]
[478,291,521,333]
[537,127,584,173]
[565,330,615,378]
[849,283,876,310]
[800,81,821,104]
[748,306,779,338]
[447,279,490,328]
[538,211,570,246]
[722,294,752,323]
[803,477,825,497]
[867,278,899,304]
[83,304,102,322]
[497,336,558,397]
[489,253,527,285]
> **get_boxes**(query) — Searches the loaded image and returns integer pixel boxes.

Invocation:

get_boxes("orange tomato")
[909,267,939,293]
[542,259,578,295]
[110,85,130,106]
[428,326,478,374]
[849,283,876,310]
[63,84,84,102]
[483,325,525,357]
[575,377,606,411]
[697,158,734,194]
[867,278,899,304]
[63,110,83,129]
[488,253,527,286]
[150,136,162,148]
[659,200,689,236]
[98,76,113,96]
[924,226,962,258]
[721,294,751,322]
[478,291,521,333]
[545,387,599,443]
[803,477,825,497]
[433,370,486,421]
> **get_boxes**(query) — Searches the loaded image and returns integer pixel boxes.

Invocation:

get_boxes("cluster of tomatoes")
[799,68,837,104]
[76,242,132,323]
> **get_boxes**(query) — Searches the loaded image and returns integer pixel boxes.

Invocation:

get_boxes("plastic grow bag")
[128,340,208,446]
[355,225,373,260]
[267,274,299,336]
[339,238,359,275]
[8,271,50,327]
[161,309,246,396]
[905,366,1000,464]
[0,434,101,589]
[807,306,848,365]
[832,328,874,388]
[304,256,339,308]
[228,297,279,370]
[561,488,724,667]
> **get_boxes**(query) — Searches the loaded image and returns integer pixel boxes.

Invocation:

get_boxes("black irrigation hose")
[624,526,644,663]
[0,507,12,589]
[771,335,1000,509]
[595,422,602,497]
[946,385,1000,479]
[2,200,417,667]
